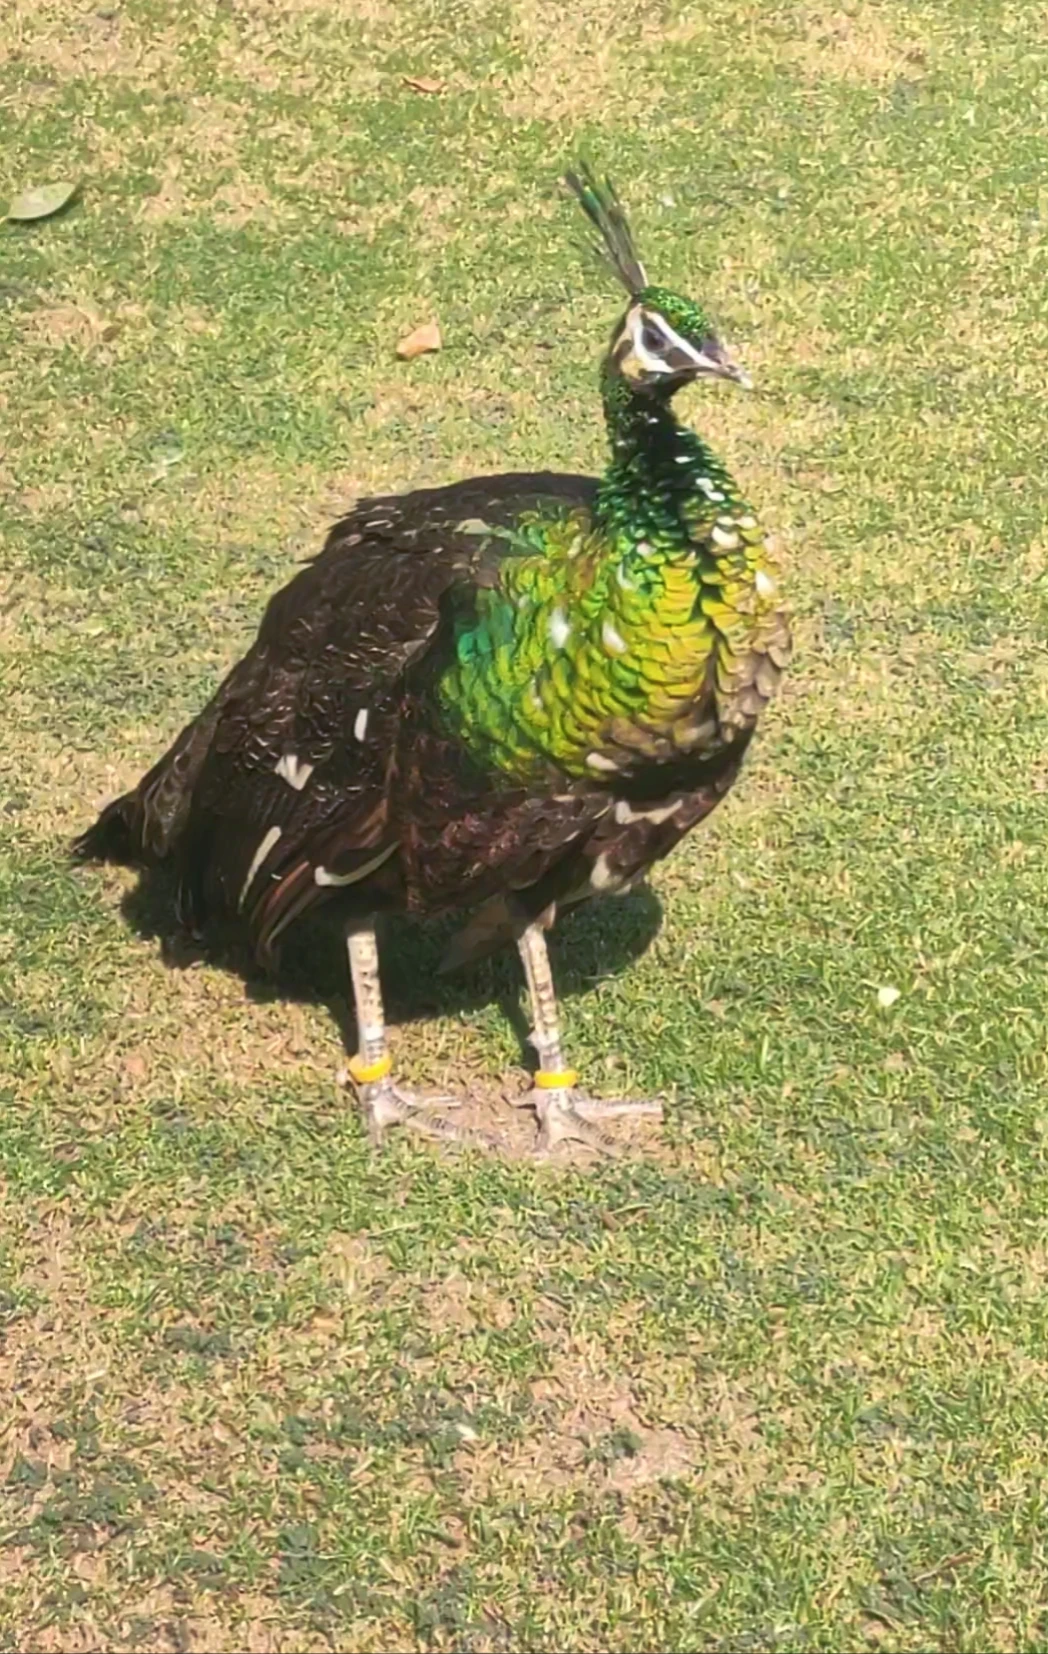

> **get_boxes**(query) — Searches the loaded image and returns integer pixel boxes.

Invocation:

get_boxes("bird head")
[565,161,750,397]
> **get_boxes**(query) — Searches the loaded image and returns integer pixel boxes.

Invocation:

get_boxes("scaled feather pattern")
[75,163,791,1142]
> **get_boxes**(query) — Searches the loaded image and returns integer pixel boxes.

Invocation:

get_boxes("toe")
[360,1081,498,1152]
[529,1087,663,1155]
[572,1096,664,1122]
[537,1109,620,1156]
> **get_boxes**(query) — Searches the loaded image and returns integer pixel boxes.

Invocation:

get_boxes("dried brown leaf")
[396,321,442,359]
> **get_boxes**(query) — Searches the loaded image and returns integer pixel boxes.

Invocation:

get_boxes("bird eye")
[640,324,666,355]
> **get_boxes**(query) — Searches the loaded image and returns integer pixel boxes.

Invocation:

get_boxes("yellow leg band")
[347,1052,392,1086]
[534,1068,578,1091]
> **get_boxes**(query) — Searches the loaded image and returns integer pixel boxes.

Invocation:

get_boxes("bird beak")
[720,360,753,391]
[693,334,753,389]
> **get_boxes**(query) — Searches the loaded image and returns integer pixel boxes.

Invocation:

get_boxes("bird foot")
[338,1070,499,1151]
[526,1086,664,1156]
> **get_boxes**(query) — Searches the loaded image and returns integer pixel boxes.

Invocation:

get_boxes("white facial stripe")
[627,308,707,376]
[646,310,705,365]
[627,311,671,374]
[628,308,748,385]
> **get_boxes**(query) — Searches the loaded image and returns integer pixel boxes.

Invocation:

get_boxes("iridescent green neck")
[594,363,738,552]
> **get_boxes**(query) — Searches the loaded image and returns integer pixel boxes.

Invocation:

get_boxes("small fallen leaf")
[402,75,445,94]
[877,984,901,1009]
[396,321,442,359]
[307,1312,342,1338]
[6,179,80,222]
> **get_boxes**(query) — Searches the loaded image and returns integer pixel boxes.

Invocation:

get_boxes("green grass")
[3,0,1048,1647]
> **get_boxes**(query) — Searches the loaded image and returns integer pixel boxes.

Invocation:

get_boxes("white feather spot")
[239,825,282,910]
[616,563,635,590]
[738,514,758,529]
[589,852,625,892]
[675,453,693,465]
[712,524,741,550]
[755,568,777,599]
[613,798,680,826]
[274,753,314,791]
[548,606,571,648]
[314,843,397,887]
[601,619,628,655]
[586,752,619,773]
[353,707,369,742]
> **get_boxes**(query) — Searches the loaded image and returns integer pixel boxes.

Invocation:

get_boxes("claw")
[357,1079,499,1152]
[527,1087,664,1156]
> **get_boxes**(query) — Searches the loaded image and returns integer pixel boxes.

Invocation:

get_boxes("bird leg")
[344,923,492,1148]
[516,922,663,1154]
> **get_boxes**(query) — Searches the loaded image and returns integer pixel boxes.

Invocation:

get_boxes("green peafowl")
[75,163,791,1154]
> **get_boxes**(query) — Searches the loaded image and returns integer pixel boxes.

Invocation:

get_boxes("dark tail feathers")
[71,793,139,864]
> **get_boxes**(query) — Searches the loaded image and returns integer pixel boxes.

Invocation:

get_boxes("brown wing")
[147,472,600,953]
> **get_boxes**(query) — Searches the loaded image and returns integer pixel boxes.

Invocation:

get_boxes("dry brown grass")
[767,2,935,84]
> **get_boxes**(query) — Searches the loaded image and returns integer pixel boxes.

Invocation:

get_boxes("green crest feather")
[564,159,648,297]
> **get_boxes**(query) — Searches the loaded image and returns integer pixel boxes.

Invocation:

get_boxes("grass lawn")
[3,0,1048,1647]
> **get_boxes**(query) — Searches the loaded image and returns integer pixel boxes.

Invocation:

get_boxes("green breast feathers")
[433,432,787,782]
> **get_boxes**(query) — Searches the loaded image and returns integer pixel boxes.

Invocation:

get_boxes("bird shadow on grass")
[117,871,664,1067]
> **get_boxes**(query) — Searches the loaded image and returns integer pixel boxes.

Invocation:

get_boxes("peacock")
[75,163,791,1154]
